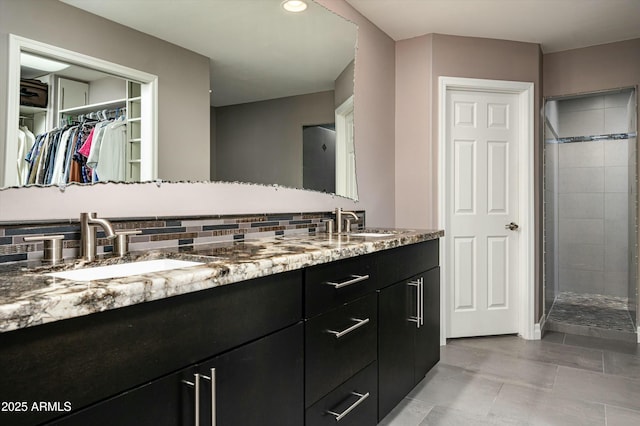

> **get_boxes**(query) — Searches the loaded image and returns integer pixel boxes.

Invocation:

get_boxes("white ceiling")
[60,0,356,107]
[57,0,640,106]
[345,0,640,53]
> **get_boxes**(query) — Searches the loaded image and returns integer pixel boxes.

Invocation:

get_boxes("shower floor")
[546,291,636,342]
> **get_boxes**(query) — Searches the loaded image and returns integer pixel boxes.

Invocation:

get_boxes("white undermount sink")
[46,259,204,281]
[349,232,395,237]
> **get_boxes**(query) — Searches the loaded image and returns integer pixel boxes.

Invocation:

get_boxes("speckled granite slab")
[0,229,443,333]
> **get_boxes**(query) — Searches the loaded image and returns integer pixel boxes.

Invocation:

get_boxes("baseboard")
[533,313,546,340]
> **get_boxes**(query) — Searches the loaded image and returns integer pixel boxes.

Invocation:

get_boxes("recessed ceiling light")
[20,52,70,73]
[282,0,307,13]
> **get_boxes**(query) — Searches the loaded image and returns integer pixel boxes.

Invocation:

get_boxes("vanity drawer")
[305,253,378,318]
[305,293,377,407]
[305,361,378,426]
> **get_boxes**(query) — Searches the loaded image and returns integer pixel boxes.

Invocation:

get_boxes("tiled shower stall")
[544,89,638,341]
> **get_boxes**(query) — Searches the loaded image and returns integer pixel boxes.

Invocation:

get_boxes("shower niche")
[544,88,638,341]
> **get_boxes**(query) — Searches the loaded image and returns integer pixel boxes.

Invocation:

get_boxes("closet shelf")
[60,98,126,116]
[20,105,48,114]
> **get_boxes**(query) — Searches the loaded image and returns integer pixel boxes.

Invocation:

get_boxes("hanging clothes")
[94,118,127,182]
[23,110,127,186]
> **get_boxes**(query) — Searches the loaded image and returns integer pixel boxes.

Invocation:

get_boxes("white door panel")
[447,90,520,338]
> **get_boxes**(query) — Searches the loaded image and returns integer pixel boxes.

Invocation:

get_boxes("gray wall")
[213,91,335,187]
[0,0,211,182]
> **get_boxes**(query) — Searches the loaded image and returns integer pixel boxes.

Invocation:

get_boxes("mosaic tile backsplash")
[0,211,365,264]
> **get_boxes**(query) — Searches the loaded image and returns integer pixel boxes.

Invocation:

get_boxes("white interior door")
[446,89,520,338]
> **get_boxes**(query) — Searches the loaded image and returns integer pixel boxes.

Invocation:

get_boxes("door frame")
[437,77,536,343]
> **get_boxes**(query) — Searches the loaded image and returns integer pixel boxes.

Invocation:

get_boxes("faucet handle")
[113,230,142,257]
[23,235,65,264]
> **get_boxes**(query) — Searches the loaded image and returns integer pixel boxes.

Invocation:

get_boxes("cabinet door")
[197,323,304,426]
[377,281,415,420]
[58,78,89,110]
[414,267,440,382]
[47,366,197,426]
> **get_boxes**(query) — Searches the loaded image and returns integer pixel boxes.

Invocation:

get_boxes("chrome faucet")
[335,207,359,234]
[80,212,116,261]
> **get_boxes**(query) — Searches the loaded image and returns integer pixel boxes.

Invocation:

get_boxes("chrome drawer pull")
[326,391,370,422]
[325,274,370,289]
[327,317,370,339]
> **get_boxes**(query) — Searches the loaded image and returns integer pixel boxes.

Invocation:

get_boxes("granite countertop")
[0,229,443,333]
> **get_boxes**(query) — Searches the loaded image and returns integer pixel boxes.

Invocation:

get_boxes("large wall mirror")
[2,0,358,200]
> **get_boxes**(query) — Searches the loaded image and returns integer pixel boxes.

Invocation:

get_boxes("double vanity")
[0,226,443,425]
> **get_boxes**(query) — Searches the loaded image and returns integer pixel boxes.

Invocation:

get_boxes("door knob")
[505,222,519,231]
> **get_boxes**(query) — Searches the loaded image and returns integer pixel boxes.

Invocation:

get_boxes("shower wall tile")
[559,219,604,245]
[558,109,604,138]
[605,139,630,166]
[605,107,630,134]
[559,193,603,219]
[559,95,604,113]
[605,219,630,248]
[558,167,603,193]
[605,92,632,108]
[605,166,629,192]
[604,271,629,298]
[605,244,629,273]
[604,193,628,222]
[559,268,604,294]
[559,141,604,168]
[544,143,558,187]
[558,243,603,271]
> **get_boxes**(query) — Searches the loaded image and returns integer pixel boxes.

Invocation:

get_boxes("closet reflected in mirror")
[5,37,157,189]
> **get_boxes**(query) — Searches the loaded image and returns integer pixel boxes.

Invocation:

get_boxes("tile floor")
[379,332,640,425]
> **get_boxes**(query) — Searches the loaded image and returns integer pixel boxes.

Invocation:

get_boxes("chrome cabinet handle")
[327,317,370,339]
[505,222,519,231]
[325,274,370,289]
[407,278,424,328]
[209,368,216,426]
[419,277,424,327]
[183,370,215,426]
[326,391,370,422]
[182,373,202,426]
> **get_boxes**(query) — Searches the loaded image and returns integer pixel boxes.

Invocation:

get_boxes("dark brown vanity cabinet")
[50,323,304,426]
[0,270,303,426]
[377,241,440,421]
[0,238,441,426]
